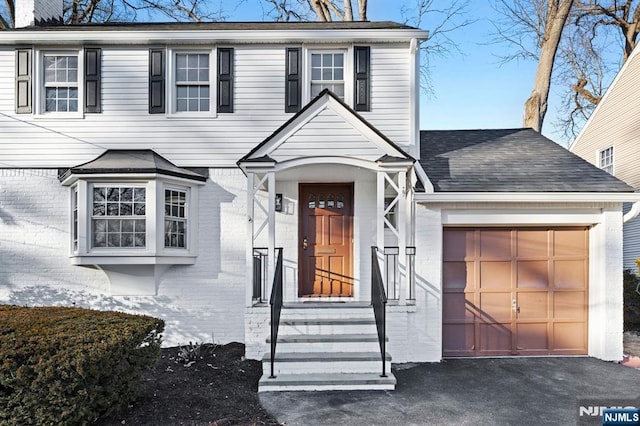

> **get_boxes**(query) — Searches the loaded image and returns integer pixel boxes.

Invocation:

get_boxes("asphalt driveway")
[259,358,640,425]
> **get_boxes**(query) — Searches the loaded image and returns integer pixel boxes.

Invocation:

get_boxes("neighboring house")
[570,45,640,272]
[1,0,638,391]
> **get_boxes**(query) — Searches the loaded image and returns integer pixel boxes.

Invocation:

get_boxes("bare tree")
[0,0,223,29]
[493,0,574,132]
[261,0,366,21]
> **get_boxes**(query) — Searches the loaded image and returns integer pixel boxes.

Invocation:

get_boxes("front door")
[299,183,354,297]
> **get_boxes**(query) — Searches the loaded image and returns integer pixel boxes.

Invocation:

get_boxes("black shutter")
[84,48,101,113]
[15,49,32,114]
[217,48,234,113]
[285,47,301,113]
[354,46,370,111]
[149,49,165,114]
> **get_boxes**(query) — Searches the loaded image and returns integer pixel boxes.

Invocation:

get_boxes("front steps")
[258,302,396,392]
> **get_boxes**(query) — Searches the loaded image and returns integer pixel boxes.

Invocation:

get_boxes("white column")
[397,170,407,304]
[245,172,255,306]
[267,171,276,290]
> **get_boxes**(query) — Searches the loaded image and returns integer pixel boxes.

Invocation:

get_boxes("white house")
[1,0,638,391]
[570,45,640,272]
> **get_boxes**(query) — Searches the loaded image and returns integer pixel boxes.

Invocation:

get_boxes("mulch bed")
[97,342,280,426]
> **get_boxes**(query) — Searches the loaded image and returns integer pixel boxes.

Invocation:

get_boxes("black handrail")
[371,246,388,378]
[252,248,268,302]
[269,248,284,378]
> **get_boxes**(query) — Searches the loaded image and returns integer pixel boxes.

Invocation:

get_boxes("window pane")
[177,99,187,112]
[334,53,343,67]
[134,188,145,201]
[311,54,321,67]
[120,203,132,216]
[322,54,332,66]
[334,68,343,80]
[107,188,119,201]
[120,188,132,201]
[122,220,134,232]
[177,54,187,68]
[323,68,332,80]
[108,233,120,247]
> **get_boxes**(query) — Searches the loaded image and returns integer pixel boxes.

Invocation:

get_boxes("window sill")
[70,255,197,266]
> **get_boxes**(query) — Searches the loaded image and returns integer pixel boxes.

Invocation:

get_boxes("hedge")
[625,269,640,331]
[0,305,164,425]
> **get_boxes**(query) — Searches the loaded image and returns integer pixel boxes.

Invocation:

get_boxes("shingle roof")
[420,128,633,192]
[13,21,416,31]
[59,150,207,182]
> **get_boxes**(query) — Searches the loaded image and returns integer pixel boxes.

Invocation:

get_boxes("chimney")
[15,0,64,28]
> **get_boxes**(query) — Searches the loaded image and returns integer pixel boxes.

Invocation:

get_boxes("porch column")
[245,168,276,306]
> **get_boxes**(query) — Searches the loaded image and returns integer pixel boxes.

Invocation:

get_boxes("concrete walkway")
[259,358,640,425]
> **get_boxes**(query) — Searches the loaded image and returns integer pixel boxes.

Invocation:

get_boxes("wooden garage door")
[443,228,588,357]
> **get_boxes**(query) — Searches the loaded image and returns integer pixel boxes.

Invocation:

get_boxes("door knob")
[302,237,308,250]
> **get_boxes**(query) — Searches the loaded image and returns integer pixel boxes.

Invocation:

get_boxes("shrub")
[624,269,640,331]
[0,305,164,425]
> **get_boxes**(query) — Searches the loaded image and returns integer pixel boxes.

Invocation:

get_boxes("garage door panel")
[443,293,477,321]
[443,229,474,260]
[480,261,511,289]
[517,260,549,289]
[443,261,474,290]
[443,324,475,355]
[553,322,586,352]
[517,292,548,319]
[554,260,586,288]
[554,229,587,256]
[516,323,548,351]
[443,227,588,357]
[517,230,549,257]
[553,292,586,320]
[480,230,512,258]
[479,322,512,354]
[480,292,512,320]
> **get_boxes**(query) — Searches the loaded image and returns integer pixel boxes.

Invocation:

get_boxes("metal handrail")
[269,248,284,378]
[371,246,388,378]
[252,248,268,302]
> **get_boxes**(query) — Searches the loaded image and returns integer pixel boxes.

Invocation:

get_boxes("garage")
[442,227,588,357]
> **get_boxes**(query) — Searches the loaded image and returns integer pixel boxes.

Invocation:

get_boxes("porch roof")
[238,90,413,170]
[419,128,634,193]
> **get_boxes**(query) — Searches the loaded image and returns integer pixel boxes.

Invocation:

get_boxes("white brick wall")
[0,168,249,348]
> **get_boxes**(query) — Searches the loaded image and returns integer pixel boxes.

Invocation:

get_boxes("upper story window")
[15,48,101,115]
[310,52,344,99]
[43,54,78,112]
[285,46,369,113]
[599,146,614,174]
[149,48,234,116]
[175,53,210,113]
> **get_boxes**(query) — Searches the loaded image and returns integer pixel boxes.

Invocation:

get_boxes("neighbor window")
[599,146,614,174]
[164,189,187,248]
[91,186,146,248]
[310,51,344,99]
[175,52,210,112]
[43,54,78,112]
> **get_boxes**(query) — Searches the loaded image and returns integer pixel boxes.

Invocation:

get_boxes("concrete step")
[278,317,377,335]
[279,302,373,318]
[268,333,385,352]
[258,372,397,392]
[262,351,392,375]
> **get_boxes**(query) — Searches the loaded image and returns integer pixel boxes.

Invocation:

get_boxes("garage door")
[443,228,588,357]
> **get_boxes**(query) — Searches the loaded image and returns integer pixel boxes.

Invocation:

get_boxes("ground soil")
[96,334,640,425]
[97,342,280,426]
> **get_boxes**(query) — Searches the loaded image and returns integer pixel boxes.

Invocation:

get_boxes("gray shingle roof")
[13,21,416,32]
[59,150,207,182]
[420,128,633,192]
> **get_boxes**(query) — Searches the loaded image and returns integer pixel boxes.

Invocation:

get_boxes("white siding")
[0,42,413,168]
[571,52,640,190]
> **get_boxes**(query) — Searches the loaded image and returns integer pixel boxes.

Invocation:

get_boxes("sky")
[223,0,571,146]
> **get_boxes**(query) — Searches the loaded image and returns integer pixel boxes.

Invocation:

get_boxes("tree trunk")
[358,0,367,21]
[523,0,574,131]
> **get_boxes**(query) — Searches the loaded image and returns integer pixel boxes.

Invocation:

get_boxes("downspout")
[623,201,640,223]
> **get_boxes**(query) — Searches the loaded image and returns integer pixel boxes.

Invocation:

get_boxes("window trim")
[69,176,199,264]
[35,48,84,118]
[599,146,614,175]
[303,46,353,107]
[167,47,216,117]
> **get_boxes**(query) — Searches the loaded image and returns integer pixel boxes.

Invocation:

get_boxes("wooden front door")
[299,183,354,297]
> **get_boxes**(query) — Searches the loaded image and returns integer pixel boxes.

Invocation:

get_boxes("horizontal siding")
[624,214,640,270]
[571,52,640,189]
[0,42,413,168]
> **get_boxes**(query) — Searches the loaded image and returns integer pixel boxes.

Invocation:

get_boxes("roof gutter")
[414,192,640,203]
[624,201,640,223]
